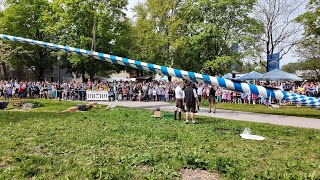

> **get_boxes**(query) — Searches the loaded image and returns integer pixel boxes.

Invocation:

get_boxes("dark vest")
[184,86,195,103]
[209,88,216,97]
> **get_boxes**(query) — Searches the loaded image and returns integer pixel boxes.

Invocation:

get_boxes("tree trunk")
[81,70,85,83]
[1,62,8,80]
[89,72,95,82]
[38,66,44,81]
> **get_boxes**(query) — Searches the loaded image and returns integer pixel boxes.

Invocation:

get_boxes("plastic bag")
[240,128,265,141]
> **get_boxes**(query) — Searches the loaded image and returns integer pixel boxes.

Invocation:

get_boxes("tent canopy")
[221,73,233,79]
[237,71,262,81]
[155,75,169,81]
[102,77,129,82]
[259,69,303,81]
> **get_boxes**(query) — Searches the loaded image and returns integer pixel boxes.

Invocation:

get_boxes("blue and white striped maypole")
[1,34,319,108]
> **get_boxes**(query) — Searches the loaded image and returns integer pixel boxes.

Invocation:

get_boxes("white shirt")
[175,86,185,99]
[197,85,204,95]
[15,83,20,89]
[193,89,198,98]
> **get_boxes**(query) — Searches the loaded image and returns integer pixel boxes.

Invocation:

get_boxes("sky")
[125,0,305,68]
[126,0,144,20]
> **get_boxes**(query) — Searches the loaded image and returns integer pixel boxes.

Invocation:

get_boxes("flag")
[267,53,280,72]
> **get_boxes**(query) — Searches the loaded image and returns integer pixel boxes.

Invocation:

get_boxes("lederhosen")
[184,87,196,113]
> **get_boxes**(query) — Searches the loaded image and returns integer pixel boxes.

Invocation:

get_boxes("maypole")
[1,34,319,108]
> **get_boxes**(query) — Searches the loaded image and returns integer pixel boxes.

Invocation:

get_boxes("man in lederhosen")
[184,81,199,124]
[174,81,185,120]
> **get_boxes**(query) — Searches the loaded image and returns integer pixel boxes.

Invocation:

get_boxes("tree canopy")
[295,0,320,81]
[0,0,55,81]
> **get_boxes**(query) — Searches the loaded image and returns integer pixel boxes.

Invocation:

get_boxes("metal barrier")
[86,91,109,101]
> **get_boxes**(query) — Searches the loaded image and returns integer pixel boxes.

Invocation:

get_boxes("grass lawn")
[0,100,320,179]
[199,101,320,119]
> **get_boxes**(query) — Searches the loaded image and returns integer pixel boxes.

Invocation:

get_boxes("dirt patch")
[179,169,221,180]
[140,165,149,172]
[61,102,98,113]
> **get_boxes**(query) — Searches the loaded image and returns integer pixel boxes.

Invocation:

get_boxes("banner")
[231,44,239,71]
[267,53,280,72]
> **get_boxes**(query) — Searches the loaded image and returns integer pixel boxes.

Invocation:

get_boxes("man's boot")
[178,112,182,120]
[174,111,177,120]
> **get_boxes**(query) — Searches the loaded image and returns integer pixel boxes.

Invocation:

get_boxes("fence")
[86,91,109,101]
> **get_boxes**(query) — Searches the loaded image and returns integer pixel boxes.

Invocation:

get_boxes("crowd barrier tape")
[0,34,319,108]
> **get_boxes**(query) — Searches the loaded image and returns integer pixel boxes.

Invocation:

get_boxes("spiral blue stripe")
[266,89,275,99]
[233,82,243,92]
[134,60,143,70]
[0,34,319,108]
[217,78,226,87]
[53,44,59,49]
[3,35,9,40]
[122,58,130,67]
[174,69,183,78]
[248,84,259,96]
[109,55,118,64]
[202,74,211,84]
[187,72,196,82]
[160,66,169,75]
[147,63,155,72]
[97,53,105,61]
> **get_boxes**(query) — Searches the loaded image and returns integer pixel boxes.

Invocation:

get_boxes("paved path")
[98,101,320,130]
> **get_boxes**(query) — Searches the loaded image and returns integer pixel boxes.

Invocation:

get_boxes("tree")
[253,0,305,70]
[296,0,320,37]
[45,0,131,81]
[0,0,56,81]
[281,62,301,73]
[132,0,261,76]
[131,0,186,68]
[182,0,261,75]
[295,39,320,81]
[0,40,17,79]
[295,0,320,81]
[203,56,233,76]
[238,60,267,73]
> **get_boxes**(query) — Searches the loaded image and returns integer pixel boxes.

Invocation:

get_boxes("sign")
[231,44,239,71]
[267,53,280,72]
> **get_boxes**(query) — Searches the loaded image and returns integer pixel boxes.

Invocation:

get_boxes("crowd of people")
[0,79,319,105]
[1,78,318,123]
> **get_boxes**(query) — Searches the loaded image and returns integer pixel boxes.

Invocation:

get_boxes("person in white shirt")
[174,81,185,120]
[197,83,204,110]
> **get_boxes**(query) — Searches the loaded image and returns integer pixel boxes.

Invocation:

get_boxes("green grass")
[199,101,320,119]
[1,99,85,112]
[0,100,320,179]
